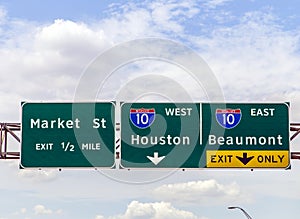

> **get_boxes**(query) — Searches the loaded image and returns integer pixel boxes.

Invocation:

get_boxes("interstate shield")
[215,108,242,129]
[130,108,155,129]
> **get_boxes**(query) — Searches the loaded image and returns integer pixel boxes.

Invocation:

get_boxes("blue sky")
[1,0,300,219]
[0,1,298,21]
[0,0,113,21]
[2,0,300,31]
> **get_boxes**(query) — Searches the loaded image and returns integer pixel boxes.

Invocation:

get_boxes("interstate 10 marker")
[21,102,115,168]
[120,102,290,169]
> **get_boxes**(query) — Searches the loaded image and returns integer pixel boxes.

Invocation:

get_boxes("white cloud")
[150,1,198,33]
[101,0,201,40]
[202,10,300,89]
[0,0,297,121]
[0,6,6,24]
[33,205,52,215]
[106,201,206,219]
[0,1,229,129]
[189,9,300,120]
[18,169,58,182]
[101,60,209,102]
[101,8,153,41]
[204,0,232,9]
[153,179,245,205]
[0,16,112,121]
[0,1,206,121]
[13,207,27,216]
[35,19,111,60]
[33,204,62,216]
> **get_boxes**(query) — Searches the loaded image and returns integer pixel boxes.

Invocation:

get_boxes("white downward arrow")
[147,152,165,165]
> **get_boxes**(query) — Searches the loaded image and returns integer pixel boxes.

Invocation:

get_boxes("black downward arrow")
[236,153,254,165]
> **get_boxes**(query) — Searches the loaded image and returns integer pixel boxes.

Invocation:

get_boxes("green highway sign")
[120,102,290,169]
[21,102,115,168]
[20,102,290,169]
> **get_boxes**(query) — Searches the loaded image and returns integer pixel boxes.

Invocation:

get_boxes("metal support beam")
[0,123,20,159]
[290,123,300,160]
[0,122,299,160]
[290,123,300,141]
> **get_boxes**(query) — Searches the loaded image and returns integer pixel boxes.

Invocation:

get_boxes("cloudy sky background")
[0,0,300,218]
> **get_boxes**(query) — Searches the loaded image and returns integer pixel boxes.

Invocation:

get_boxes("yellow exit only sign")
[206,150,289,168]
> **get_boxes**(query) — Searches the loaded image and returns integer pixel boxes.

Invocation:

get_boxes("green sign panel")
[21,102,115,168]
[21,102,290,169]
[121,103,290,168]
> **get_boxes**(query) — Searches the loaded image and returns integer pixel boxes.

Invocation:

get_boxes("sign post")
[21,102,115,168]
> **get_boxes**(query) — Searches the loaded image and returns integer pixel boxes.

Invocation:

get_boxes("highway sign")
[21,102,115,168]
[120,102,290,169]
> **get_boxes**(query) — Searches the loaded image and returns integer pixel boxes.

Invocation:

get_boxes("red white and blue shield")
[216,108,242,129]
[130,108,155,129]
